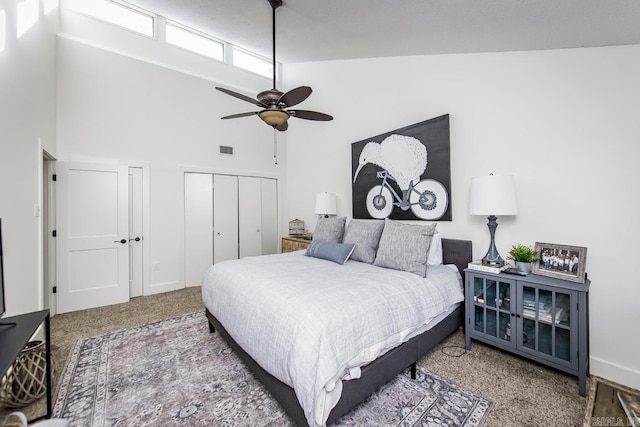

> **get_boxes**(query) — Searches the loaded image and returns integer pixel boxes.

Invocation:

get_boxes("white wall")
[55,31,286,293]
[0,1,57,316]
[283,45,640,390]
[4,0,638,392]
[59,7,280,94]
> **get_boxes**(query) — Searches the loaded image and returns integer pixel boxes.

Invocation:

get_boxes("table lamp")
[315,192,337,218]
[469,174,517,266]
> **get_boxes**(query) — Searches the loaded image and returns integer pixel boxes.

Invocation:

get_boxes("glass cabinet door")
[519,284,573,365]
[472,275,513,344]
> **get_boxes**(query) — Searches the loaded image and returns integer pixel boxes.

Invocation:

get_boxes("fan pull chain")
[273,129,278,165]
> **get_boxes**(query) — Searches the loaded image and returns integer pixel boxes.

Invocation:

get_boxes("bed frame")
[205,238,472,426]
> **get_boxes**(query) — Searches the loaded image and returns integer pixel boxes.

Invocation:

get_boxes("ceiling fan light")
[259,110,289,127]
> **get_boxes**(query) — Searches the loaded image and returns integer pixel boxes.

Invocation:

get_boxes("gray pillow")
[305,241,355,265]
[312,216,346,243]
[373,218,437,277]
[342,220,385,263]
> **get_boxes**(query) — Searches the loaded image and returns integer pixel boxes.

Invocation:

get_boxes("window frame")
[66,0,156,39]
[0,10,6,52]
[17,0,40,38]
[232,46,274,79]
[164,20,225,62]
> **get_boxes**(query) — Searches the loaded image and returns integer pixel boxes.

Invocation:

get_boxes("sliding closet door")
[213,174,239,264]
[184,173,213,286]
[239,176,262,258]
[184,173,277,280]
[261,178,278,255]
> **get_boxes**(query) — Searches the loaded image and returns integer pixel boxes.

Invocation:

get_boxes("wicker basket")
[0,341,47,408]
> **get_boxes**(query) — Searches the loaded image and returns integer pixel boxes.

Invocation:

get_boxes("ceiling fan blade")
[221,111,259,119]
[289,110,334,121]
[216,87,266,108]
[278,86,312,108]
[276,121,288,132]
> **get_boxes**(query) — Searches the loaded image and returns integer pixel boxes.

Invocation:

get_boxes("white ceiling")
[125,0,640,63]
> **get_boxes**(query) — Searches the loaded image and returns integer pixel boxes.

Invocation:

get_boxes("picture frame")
[532,242,587,283]
[351,114,452,221]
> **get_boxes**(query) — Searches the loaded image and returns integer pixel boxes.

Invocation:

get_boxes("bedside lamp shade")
[469,174,517,266]
[469,174,518,216]
[315,192,337,218]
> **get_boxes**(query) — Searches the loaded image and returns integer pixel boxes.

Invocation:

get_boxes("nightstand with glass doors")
[464,268,590,396]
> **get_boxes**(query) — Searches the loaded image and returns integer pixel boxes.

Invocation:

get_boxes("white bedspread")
[201,251,463,427]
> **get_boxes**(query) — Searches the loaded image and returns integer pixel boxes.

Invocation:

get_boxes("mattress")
[201,251,463,426]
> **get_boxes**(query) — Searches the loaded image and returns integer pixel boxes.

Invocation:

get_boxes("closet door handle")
[114,239,127,244]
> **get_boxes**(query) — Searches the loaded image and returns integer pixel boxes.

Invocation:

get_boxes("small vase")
[515,261,532,274]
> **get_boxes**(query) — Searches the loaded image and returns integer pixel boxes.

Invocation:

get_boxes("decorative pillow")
[312,216,346,243]
[305,241,355,265]
[427,231,443,265]
[342,220,385,263]
[373,218,437,277]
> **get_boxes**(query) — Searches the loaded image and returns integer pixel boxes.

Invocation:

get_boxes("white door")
[184,173,213,286]
[213,174,238,264]
[261,178,278,255]
[239,176,262,258]
[43,156,57,314]
[57,162,129,313]
[128,167,143,297]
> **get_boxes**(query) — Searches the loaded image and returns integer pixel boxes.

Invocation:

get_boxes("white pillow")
[427,231,443,265]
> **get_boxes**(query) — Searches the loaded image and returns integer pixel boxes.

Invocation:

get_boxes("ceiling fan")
[215,0,333,132]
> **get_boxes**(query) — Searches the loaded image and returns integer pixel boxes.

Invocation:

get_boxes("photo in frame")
[533,242,587,283]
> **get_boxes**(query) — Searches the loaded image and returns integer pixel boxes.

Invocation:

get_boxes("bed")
[202,235,472,427]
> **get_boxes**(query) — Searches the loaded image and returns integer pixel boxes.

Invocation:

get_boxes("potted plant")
[507,244,539,274]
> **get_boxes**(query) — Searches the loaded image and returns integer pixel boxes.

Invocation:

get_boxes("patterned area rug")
[53,312,493,426]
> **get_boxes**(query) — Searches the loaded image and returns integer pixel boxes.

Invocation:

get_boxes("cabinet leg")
[578,372,586,397]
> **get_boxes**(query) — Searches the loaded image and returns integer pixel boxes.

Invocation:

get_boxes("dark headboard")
[442,238,472,279]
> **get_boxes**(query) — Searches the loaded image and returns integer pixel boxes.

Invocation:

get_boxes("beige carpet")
[3,286,589,426]
[421,329,587,426]
[52,311,493,426]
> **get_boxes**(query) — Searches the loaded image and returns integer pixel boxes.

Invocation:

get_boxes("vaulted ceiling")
[125,0,640,63]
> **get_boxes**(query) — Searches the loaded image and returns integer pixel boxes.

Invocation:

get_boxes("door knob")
[129,237,142,242]
[114,239,127,244]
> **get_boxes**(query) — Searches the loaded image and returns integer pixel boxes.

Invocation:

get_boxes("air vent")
[219,145,234,155]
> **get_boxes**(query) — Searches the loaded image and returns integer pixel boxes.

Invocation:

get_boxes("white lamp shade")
[469,174,518,215]
[315,192,337,216]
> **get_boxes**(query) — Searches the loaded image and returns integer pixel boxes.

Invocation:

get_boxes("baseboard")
[591,356,640,391]
[145,280,181,295]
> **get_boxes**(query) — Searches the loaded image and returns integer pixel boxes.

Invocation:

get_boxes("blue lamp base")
[482,215,505,267]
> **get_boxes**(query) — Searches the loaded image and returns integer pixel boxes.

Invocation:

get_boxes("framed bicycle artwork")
[351,114,452,221]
